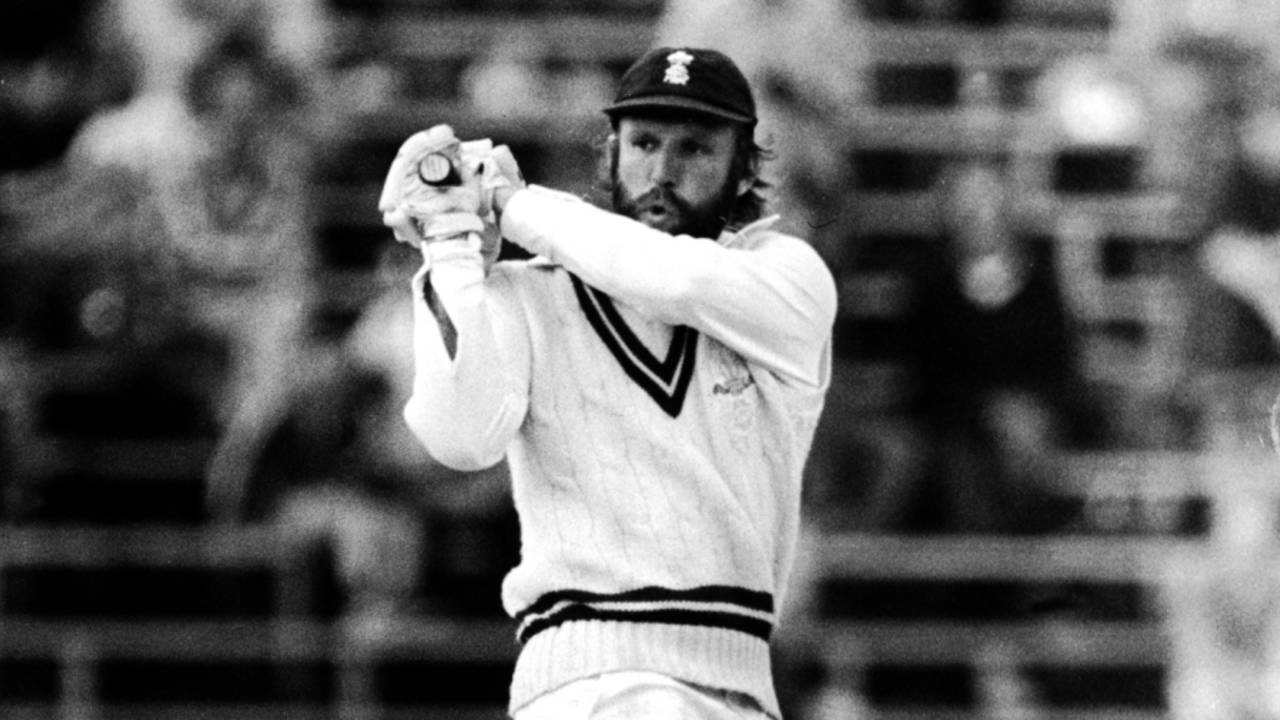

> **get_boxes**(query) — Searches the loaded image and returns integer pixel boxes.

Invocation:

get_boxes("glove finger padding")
[379,126,450,245]
[380,125,490,246]
[487,144,526,193]
[454,141,519,270]
[378,125,451,214]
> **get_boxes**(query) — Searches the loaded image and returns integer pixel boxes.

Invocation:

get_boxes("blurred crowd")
[0,0,517,627]
[4,3,1280,714]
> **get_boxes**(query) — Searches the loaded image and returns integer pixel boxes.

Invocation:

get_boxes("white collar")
[719,214,782,245]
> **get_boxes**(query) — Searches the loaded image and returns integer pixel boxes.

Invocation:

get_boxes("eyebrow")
[624,124,724,144]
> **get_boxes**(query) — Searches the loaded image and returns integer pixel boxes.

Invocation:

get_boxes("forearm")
[403,242,528,470]
[497,186,688,313]
[497,187,836,385]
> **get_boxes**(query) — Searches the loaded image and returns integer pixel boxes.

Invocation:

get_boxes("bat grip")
[418,152,462,187]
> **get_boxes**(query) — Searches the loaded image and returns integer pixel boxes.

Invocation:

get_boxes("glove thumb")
[488,144,525,190]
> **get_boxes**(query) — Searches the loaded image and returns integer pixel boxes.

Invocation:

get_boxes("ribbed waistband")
[508,619,780,719]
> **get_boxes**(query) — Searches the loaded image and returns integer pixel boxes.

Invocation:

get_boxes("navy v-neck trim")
[571,275,698,418]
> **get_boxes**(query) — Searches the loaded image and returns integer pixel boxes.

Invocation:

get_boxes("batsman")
[379,47,836,719]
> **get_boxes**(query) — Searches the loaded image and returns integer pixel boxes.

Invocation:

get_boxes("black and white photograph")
[3,1,1280,718]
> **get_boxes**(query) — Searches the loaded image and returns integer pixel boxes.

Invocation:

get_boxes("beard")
[611,175,740,239]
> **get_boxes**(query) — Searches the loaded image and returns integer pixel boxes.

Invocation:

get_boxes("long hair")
[593,114,773,231]
[725,129,773,228]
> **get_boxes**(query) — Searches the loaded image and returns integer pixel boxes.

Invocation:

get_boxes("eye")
[682,139,712,156]
[629,135,658,152]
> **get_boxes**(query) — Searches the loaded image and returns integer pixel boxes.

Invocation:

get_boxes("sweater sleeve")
[402,240,531,471]
[500,186,836,387]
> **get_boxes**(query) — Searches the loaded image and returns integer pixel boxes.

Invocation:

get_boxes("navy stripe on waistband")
[514,585,775,644]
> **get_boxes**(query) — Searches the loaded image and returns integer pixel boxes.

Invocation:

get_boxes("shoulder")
[730,216,820,256]
[730,217,836,285]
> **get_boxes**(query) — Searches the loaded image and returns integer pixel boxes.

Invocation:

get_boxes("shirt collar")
[719,214,782,246]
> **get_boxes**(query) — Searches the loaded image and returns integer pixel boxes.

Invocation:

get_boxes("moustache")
[631,187,692,214]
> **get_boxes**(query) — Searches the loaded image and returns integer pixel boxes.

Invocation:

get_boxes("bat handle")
[417,151,462,187]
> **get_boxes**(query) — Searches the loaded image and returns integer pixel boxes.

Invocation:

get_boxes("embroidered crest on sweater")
[572,275,698,417]
[713,375,755,396]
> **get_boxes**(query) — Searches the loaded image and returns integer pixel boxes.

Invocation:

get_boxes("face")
[945,163,1010,258]
[612,115,748,237]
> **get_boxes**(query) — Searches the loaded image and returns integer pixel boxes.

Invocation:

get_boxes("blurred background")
[3,0,1280,718]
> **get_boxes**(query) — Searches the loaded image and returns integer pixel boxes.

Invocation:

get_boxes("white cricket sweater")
[403,186,836,718]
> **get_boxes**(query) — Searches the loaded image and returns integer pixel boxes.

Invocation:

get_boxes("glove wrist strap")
[417,211,486,241]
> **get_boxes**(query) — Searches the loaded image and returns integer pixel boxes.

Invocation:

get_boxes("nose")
[649,147,682,187]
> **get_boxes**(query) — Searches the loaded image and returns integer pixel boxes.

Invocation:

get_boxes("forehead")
[616,115,739,143]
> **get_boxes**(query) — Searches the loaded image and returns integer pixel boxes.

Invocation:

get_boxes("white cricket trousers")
[511,670,773,720]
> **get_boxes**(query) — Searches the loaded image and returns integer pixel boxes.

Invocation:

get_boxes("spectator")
[59,3,330,522]
[1144,35,1280,374]
[1148,35,1280,450]
[269,245,513,626]
[1162,467,1280,720]
[904,159,1088,534]
[1199,104,1280,357]
[801,160,1093,536]
[0,0,133,172]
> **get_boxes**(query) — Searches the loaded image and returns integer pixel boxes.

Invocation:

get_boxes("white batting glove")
[379,124,488,248]
[484,144,526,199]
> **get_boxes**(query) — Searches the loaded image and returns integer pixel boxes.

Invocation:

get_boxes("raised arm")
[377,126,530,470]
[496,186,836,387]
[402,241,531,471]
